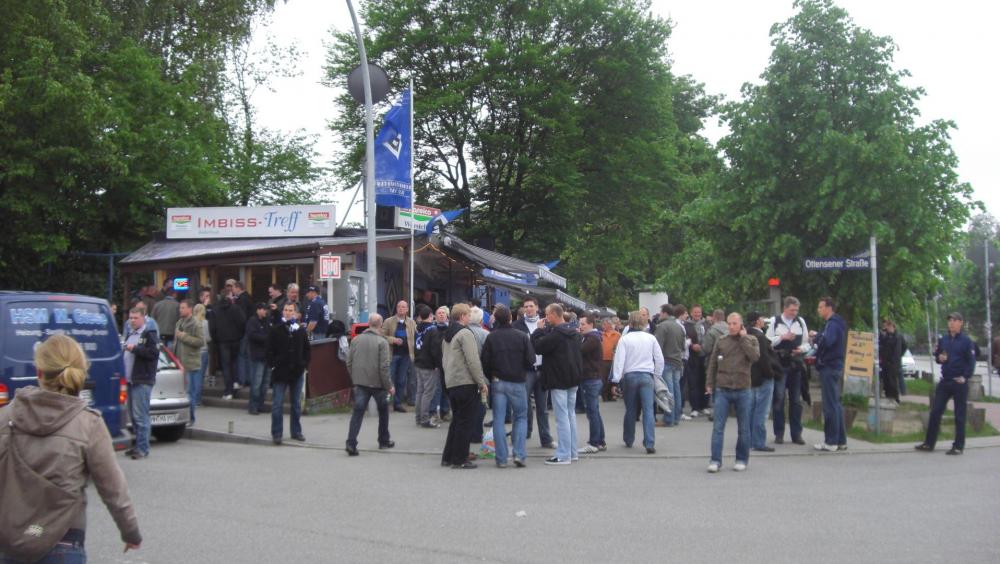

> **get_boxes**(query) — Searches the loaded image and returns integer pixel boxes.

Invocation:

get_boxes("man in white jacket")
[610,311,665,454]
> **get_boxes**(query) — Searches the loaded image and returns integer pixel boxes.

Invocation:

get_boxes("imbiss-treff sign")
[166,206,336,239]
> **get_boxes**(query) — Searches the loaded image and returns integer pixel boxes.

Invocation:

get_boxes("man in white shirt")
[765,296,809,445]
[611,311,665,454]
[513,297,553,448]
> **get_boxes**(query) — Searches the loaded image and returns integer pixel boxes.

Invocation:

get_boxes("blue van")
[0,291,128,448]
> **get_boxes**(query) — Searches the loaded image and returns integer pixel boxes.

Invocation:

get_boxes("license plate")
[150,413,177,425]
[79,389,93,405]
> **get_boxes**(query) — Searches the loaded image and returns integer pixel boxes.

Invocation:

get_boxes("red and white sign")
[166,205,336,239]
[319,255,342,280]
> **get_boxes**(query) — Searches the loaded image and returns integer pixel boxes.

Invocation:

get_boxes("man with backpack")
[766,297,809,446]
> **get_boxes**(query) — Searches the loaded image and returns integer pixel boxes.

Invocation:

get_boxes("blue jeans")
[271,375,303,439]
[524,368,552,446]
[773,363,803,440]
[662,364,683,424]
[819,367,847,446]
[390,354,411,407]
[432,371,450,415]
[186,367,203,423]
[621,372,655,449]
[551,387,578,461]
[1,541,86,563]
[492,379,528,464]
[750,379,775,449]
[924,379,968,450]
[129,383,152,455]
[248,360,270,413]
[347,385,391,447]
[579,378,605,447]
[710,387,752,464]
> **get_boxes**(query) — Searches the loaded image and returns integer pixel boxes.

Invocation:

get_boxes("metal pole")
[409,81,415,316]
[108,255,114,304]
[871,235,880,435]
[346,0,378,317]
[986,238,993,396]
[925,296,936,381]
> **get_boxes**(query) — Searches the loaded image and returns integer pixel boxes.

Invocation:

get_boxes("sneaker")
[496,461,508,469]
[774,436,784,445]
[791,437,805,445]
[580,444,600,454]
[513,458,526,468]
[452,462,477,469]
[945,447,963,455]
[836,444,848,452]
[379,441,395,449]
[130,451,148,460]
[222,394,233,400]
[814,443,838,452]
[345,444,359,456]
[291,434,306,442]
[680,414,693,421]
[733,462,747,472]
[914,443,934,452]
[597,444,607,451]
[233,383,242,390]
[707,462,720,473]
[752,446,775,452]
[690,410,700,417]
[645,447,656,455]
[420,421,440,429]
[544,457,570,465]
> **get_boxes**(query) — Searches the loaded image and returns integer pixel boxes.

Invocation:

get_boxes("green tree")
[678,0,975,325]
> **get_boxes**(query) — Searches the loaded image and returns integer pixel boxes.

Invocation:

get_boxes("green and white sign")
[396,204,440,230]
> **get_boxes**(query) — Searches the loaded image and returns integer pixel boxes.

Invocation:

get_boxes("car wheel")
[152,424,186,443]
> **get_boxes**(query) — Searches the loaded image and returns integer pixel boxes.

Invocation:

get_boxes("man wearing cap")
[916,312,976,455]
[383,300,416,413]
[303,285,330,338]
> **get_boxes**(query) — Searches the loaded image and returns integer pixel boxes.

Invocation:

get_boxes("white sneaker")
[690,410,700,417]
[681,414,693,421]
[579,444,600,454]
[703,408,713,416]
[814,443,838,452]
[707,462,720,473]
[233,383,242,390]
[733,462,747,472]
[544,457,570,465]
[222,394,233,400]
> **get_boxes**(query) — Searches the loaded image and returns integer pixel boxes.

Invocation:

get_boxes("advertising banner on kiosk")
[166,206,336,239]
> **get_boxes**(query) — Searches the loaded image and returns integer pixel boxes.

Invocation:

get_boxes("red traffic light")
[767,278,781,287]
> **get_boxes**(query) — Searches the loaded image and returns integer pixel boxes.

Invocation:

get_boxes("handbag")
[653,374,674,414]
[0,420,83,562]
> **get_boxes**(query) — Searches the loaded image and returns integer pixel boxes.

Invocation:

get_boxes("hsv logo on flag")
[374,88,413,208]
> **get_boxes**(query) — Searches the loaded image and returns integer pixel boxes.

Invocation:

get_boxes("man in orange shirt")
[601,317,621,401]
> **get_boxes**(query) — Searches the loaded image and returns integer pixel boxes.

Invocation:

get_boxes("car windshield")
[158,350,179,370]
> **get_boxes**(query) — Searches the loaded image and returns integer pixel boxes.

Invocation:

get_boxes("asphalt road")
[84,440,1000,563]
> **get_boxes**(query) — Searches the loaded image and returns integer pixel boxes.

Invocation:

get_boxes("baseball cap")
[306,285,320,294]
[745,311,762,326]
[255,302,268,311]
[946,312,963,321]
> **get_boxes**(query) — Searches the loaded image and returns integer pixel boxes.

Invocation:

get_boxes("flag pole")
[408,80,415,315]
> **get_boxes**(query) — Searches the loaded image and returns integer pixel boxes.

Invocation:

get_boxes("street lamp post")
[985,239,993,396]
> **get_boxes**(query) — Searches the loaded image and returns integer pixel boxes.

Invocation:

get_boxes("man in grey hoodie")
[654,304,687,427]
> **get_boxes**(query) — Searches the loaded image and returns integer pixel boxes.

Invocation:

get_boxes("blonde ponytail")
[34,334,89,396]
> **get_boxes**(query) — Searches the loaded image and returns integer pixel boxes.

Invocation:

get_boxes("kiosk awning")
[438,235,566,289]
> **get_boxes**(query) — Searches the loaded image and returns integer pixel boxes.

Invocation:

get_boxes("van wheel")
[152,425,186,443]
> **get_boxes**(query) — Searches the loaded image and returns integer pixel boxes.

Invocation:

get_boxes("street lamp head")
[348,64,391,104]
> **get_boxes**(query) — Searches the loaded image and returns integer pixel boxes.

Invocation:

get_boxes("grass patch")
[904,377,1000,403]
[803,402,999,443]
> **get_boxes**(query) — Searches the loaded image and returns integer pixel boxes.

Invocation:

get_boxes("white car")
[126,346,190,442]
[901,349,917,377]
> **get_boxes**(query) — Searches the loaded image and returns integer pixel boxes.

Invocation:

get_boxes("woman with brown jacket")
[0,334,141,562]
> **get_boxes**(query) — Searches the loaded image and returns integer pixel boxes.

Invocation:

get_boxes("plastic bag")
[479,429,496,459]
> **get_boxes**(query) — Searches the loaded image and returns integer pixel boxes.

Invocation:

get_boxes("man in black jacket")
[482,305,535,467]
[531,303,583,465]
[513,297,553,448]
[413,305,442,428]
[246,303,272,415]
[124,307,159,460]
[879,319,907,402]
[747,312,782,452]
[267,303,311,445]
[578,312,606,453]
[215,289,247,400]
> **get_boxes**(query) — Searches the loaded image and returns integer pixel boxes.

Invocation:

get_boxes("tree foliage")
[673,0,975,326]
[325,0,718,312]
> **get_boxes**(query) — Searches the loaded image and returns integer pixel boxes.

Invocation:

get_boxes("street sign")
[803,256,871,270]
[319,255,342,280]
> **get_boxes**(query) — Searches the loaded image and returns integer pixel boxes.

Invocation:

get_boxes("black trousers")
[441,384,479,465]
[687,355,708,411]
[924,379,968,450]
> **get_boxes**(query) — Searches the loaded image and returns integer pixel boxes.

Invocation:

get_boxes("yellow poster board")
[845,331,875,382]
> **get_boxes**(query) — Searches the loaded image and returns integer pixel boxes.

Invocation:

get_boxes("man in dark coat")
[215,289,247,400]
[267,302,311,444]
[746,312,782,452]
[879,319,908,402]
[531,303,583,465]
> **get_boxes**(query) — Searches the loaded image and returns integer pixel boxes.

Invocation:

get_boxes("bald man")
[705,313,760,473]
[383,300,416,412]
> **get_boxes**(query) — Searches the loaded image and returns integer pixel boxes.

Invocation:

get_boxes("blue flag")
[374,88,412,208]
[425,209,465,236]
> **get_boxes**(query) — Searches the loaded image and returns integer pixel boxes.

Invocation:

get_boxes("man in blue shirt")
[916,312,976,455]
[303,285,329,338]
[810,296,847,452]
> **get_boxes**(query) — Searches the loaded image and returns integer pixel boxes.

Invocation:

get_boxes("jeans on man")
[390,354,411,407]
[492,379,528,464]
[218,341,241,396]
[432,370,450,416]
[750,379,775,449]
[414,367,439,425]
[621,372,655,449]
[1,539,87,563]
[662,364,683,424]
[271,375,303,439]
[579,378,605,447]
[772,363,803,440]
[524,368,552,446]
[346,385,391,447]
[551,387,579,462]
[129,383,153,456]
[924,379,969,450]
[248,360,270,413]
[710,387,752,464]
[186,368,203,423]
[406,362,417,405]
[819,367,847,446]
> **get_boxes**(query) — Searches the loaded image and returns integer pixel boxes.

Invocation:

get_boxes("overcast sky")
[251,0,999,225]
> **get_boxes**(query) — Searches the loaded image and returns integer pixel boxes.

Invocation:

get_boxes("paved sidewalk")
[184,393,1000,460]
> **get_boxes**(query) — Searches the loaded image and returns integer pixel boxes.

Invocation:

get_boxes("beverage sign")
[319,255,342,280]
[396,204,441,231]
[166,206,336,239]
